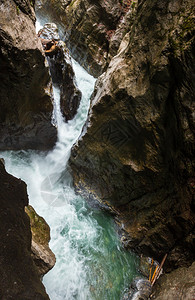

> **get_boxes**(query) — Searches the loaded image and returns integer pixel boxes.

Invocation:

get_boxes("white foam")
[36,19,43,33]
[0,45,139,299]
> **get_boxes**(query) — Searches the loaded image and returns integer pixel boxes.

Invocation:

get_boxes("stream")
[0,21,140,300]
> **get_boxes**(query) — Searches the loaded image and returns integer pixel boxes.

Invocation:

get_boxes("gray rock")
[124,278,152,300]
[151,262,195,300]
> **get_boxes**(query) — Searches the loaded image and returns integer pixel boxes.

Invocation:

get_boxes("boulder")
[38,23,82,121]
[25,205,56,278]
[151,262,195,300]
[124,278,152,300]
[0,159,49,299]
[0,0,57,151]
[69,0,195,270]
[35,0,137,77]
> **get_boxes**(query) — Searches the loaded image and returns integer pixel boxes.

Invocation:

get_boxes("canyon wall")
[0,159,50,299]
[69,0,195,270]
[38,23,82,121]
[0,1,57,297]
[0,0,57,150]
[35,0,136,77]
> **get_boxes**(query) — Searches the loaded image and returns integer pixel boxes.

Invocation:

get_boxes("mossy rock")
[25,205,50,246]
[169,15,195,56]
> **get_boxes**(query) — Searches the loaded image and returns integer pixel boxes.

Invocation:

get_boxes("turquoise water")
[0,50,139,299]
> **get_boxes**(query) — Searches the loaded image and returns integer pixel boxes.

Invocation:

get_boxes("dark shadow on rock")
[38,23,82,121]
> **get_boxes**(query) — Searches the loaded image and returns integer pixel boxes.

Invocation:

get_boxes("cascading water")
[0,22,140,300]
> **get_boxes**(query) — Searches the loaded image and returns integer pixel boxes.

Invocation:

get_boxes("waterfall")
[0,21,139,300]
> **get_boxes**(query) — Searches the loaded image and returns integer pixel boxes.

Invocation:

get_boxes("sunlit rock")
[25,205,56,277]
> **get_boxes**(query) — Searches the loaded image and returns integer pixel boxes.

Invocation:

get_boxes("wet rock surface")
[25,205,56,278]
[38,23,82,121]
[35,0,137,77]
[69,0,195,270]
[0,0,57,151]
[123,278,152,300]
[0,160,49,299]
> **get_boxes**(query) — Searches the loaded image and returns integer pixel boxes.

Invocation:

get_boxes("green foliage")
[16,5,20,15]
[25,205,50,245]
[131,1,136,9]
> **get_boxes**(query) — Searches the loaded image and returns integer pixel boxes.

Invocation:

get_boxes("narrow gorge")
[0,0,194,300]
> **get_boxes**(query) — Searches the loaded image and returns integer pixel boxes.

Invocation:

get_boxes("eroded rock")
[25,205,56,277]
[151,262,195,300]
[35,0,138,76]
[69,0,195,270]
[0,0,57,150]
[0,159,49,299]
[38,23,82,121]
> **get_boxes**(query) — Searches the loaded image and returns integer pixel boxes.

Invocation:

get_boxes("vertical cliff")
[0,160,50,299]
[0,0,57,150]
[69,0,195,270]
[38,23,82,121]
[35,0,137,76]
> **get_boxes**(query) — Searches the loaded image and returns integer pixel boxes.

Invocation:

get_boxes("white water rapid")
[0,22,139,300]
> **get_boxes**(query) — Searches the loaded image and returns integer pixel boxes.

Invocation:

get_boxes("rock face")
[151,262,195,300]
[38,23,82,121]
[0,0,57,150]
[25,205,56,278]
[69,0,195,270]
[0,160,49,299]
[35,0,137,77]
[123,278,152,300]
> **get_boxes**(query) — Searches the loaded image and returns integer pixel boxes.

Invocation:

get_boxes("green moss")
[25,205,50,245]
[16,5,20,15]
[169,15,195,56]
[131,1,136,9]
[182,16,194,31]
